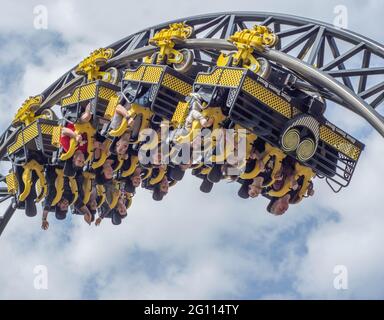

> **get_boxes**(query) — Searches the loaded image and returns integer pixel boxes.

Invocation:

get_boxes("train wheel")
[173,49,194,73]
[296,138,317,162]
[256,57,271,79]
[281,128,301,152]
[40,108,57,121]
[103,67,120,85]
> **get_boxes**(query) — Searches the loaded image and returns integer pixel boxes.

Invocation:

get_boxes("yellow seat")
[291,163,316,203]
[240,143,285,181]
[121,156,139,178]
[149,167,167,186]
[108,181,121,209]
[96,184,106,208]
[68,176,79,205]
[35,178,47,203]
[51,169,65,206]
[82,172,95,205]
[18,160,47,202]
[104,95,119,120]
[109,103,153,140]
[113,156,125,173]
[200,166,212,175]
[141,167,153,180]
[92,139,112,169]
[48,169,79,206]
[267,162,315,198]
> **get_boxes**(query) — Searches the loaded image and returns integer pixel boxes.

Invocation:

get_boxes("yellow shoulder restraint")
[175,111,203,145]
[96,184,106,208]
[35,179,46,203]
[51,168,65,206]
[141,167,153,180]
[240,143,285,181]
[267,162,315,198]
[235,131,258,170]
[108,181,121,209]
[68,176,79,206]
[109,103,153,139]
[262,144,286,188]
[49,169,79,206]
[82,172,95,205]
[19,159,47,202]
[126,193,133,209]
[149,167,167,186]
[113,155,125,172]
[200,166,212,175]
[92,139,112,169]
[121,155,139,178]
[292,163,316,204]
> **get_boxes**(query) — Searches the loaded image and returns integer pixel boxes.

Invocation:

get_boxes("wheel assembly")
[281,128,301,152]
[255,57,271,79]
[102,67,120,85]
[173,49,194,73]
[296,138,317,162]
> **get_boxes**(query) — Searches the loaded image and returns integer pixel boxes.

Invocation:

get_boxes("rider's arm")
[61,127,78,139]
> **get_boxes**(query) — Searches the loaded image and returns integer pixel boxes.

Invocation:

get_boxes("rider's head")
[73,150,85,168]
[267,195,290,215]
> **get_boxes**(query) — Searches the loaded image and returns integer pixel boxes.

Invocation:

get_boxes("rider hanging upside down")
[41,166,92,230]
[95,159,115,185]
[110,100,134,133]
[60,103,92,169]
[266,162,315,215]
[152,175,170,201]
[93,132,130,162]
[238,139,282,199]
[184,93,214,130]
[95,182,129,226]
[124,166,142,193]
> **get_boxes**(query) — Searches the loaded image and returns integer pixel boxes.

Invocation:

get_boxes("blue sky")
[0,0,383,300]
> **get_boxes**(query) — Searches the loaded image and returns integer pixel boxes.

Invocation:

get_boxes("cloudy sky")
[0,0,383,299]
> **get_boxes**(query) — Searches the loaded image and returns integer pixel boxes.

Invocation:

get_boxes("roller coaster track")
[0,12,383,236]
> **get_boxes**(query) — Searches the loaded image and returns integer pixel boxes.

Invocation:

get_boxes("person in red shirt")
[60,123,88,168]
[60,103,92,168]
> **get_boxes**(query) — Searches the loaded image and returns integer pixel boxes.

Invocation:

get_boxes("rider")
[41,166,92,230]
[60,103,92,169]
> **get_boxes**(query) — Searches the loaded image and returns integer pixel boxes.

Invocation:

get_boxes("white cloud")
[294,131,384,299]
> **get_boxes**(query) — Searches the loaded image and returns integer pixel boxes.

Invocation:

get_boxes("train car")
[192,64,365,191]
